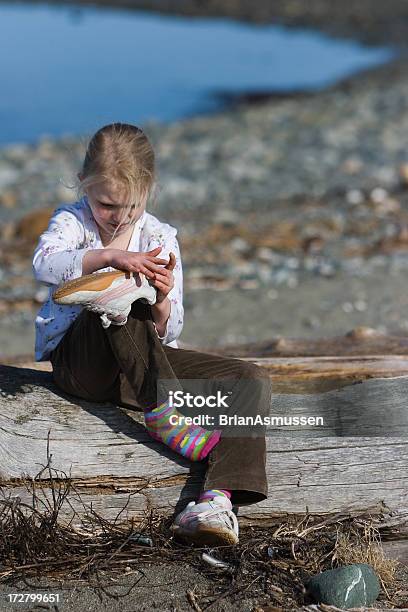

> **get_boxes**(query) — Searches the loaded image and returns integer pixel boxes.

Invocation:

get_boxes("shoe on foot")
[53,270,156,328]
[171,496,239,546]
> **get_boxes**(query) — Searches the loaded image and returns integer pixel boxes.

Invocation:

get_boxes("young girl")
[33,122,272,547]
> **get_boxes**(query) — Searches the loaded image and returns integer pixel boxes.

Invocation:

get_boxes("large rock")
[306,563,381,609]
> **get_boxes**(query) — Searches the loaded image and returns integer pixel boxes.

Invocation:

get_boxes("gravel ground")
[2,260,408,358]
[0,565,260,612]
[1,560,407,611]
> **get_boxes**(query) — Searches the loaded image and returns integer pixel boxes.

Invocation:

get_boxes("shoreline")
[3,0,408,46]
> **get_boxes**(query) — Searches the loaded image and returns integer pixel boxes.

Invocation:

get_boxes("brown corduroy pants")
[49,300,271,506]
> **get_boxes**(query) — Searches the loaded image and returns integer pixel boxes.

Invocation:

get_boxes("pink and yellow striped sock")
[143,399,221,461]
[198,489,232,503]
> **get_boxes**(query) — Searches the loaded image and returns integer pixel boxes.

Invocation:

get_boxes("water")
[0,3,395,145]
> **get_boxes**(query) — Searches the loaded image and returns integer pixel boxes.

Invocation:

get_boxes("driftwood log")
[1,327,407,563]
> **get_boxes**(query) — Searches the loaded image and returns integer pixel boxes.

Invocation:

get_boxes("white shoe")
[171,496,239,546]
[53,270,157,328]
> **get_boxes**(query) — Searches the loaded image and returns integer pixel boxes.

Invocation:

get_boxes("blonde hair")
[75,123,157,240]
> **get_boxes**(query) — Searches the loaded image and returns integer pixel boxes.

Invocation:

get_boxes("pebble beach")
[2,55,408,356]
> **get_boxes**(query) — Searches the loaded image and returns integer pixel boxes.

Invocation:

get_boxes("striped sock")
[143,399,221,461]
[198,489,232,503]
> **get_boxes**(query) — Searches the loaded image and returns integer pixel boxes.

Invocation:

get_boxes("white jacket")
[33,196,184,361]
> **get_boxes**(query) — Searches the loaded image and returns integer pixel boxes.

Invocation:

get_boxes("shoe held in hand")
[53,270,156,328]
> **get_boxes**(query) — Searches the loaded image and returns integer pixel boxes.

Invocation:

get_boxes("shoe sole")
[171,524,238,547]
[54,270,132,302]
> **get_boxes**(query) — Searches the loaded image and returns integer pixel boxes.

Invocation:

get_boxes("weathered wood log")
[1,344,408,548]
[201,326,408,358]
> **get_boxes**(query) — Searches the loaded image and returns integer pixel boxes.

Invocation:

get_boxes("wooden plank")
[4,325,408,367]
[4,354,408,393]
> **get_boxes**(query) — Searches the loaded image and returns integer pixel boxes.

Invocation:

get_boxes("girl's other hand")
[150,251,176,303]
[106,246,168,279]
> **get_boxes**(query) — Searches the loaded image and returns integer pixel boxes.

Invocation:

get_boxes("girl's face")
[84,180,145,239]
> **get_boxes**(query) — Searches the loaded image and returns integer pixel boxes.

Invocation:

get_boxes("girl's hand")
[106,247,168,279]
[150,252,176,303]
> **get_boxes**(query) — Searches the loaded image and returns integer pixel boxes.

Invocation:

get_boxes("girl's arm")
[149,231,184,345]
[81,249,110,275]
[83,247,168,277]
[151,298,171,338]
[33,208,166,283]
[32,208,89,286]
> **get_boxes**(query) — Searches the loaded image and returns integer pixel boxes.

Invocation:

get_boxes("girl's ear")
[77,172,83,181]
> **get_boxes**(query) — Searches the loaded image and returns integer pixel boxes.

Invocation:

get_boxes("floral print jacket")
[32,196,184,361]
